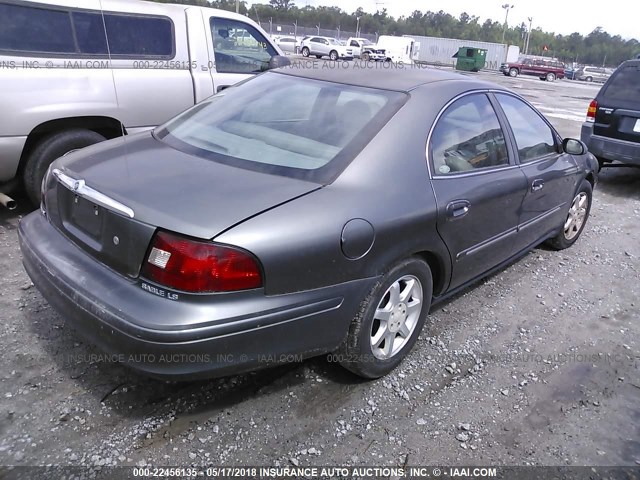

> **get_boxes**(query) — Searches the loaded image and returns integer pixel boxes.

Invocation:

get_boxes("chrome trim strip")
[457,227,518,259]
[517,204,564,231]
[52,169,135,219]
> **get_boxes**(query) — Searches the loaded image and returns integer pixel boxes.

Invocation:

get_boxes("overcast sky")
[280,0,639,40]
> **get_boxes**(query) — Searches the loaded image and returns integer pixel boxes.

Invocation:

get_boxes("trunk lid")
[44,132,321,277]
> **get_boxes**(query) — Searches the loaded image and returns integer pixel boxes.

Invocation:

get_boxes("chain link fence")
[260,22,377,43]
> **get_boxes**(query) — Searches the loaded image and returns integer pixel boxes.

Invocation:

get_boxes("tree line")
[147,0,640,67]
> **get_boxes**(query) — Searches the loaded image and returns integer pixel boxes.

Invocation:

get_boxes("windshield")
[328,38,340,45]
[362,40,373,46]
[156,72,407,183]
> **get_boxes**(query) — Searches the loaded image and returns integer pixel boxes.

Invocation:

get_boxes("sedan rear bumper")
[19,212,376,379]
[581,123,640,166]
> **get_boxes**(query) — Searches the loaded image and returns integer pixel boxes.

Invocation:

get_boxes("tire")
[301,47,310,57]
[24,129,106,205]
[509,67,518,77]
[546,180,592,250]
[546,72,556,82]
[362,52,370,61]
[585,76,593,82]
[338,257,432,378]
[329,50,339,61]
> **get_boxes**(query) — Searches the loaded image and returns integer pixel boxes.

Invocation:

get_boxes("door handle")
[531,179,545,192]
[446,200,471,219]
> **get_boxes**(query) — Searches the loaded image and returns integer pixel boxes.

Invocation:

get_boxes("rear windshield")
[601,64,640,102]
[156,72,407,183]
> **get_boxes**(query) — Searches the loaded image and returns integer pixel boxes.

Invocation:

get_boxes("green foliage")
[144,0,639,66]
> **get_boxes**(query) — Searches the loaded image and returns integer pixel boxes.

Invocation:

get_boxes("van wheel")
[24,129,106,205]
[301,47,310,57]
[337,257,432,378]
[546,72,556,82]
[329,50,339,61]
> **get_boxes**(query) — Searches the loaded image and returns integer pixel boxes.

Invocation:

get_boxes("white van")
[0,0,284,203]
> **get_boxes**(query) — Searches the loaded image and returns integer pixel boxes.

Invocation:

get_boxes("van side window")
[73,12,108,55]
[210,18,275,74]
[0,3,174,58]
[0,3,75,54]
[103,14,173,57]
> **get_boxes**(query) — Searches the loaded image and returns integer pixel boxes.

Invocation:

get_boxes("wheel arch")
[411,250,448,297]
[18,116,125,174]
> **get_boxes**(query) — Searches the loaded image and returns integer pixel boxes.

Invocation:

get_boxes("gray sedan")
[19,65,598,380]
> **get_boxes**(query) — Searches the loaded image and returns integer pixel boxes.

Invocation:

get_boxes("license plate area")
[70,194,103,238]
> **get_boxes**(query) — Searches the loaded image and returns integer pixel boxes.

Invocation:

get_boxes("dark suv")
[581,59,640,168]
[500,57,565,82]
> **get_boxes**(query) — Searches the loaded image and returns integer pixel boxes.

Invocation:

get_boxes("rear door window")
[431,94,510,175]
[601,65,640,102]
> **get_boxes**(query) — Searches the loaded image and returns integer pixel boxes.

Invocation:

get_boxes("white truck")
[0,0,286,204]
[345,37,385,60]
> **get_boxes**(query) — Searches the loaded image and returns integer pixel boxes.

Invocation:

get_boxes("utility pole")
[235,0,239,14]
[337,25,341,40]
[356,16,361,38]
[293,21,297,39]
[316,24,320,35]
[524,16,532,55]
[501,4,514,45]
[269,18,272,36]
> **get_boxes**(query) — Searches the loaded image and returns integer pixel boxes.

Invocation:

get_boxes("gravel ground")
[0,69,639,472]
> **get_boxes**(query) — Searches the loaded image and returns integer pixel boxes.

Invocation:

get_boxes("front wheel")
[24,129,106,205]
[585,76,593,82]
[546,72,556,82]
[338,257,432,378]
[546,180,592,250]
[509,67,518,77]
[362,52,370,61]
[329,50,339,61]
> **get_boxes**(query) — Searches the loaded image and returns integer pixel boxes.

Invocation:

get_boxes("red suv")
[500,57,566,82]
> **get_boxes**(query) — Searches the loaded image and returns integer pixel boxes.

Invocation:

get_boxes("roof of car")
[274,63,488,92]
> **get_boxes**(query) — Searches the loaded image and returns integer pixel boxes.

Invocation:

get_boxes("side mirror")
[267,55,292,70]
[563,138,587,155]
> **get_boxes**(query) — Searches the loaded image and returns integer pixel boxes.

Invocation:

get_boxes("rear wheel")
[509,67,519,77]
[329,50,339,61]
[546,72,556,82]
[546,180,592,250]
[362,52,370,61]
[24,129,106,205]
[338,257,432,378]
[585,76,593,82]
[301,47,310,57]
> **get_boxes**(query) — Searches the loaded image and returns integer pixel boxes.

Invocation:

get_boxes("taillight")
[586,99,597,122]
[142,231,262,293]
